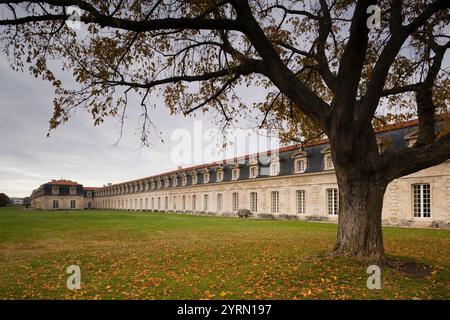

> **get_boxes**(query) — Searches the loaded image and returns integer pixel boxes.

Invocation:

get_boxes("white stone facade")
[93,160,450,229]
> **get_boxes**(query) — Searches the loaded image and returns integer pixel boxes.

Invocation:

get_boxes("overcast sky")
[0,55,274,197]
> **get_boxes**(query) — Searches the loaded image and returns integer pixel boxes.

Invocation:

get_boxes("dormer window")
[248,158,259,178]
[172,176,178,187]
[216,170,223,182]
[204,173,210,184]
[295,159,307,173]
[270,162,280,176]
[192,174,198,185]
[325,154,334,170]
[291,149,308,174]
[51,186,59,195]
[249,166,258,178]
[321,147,334,170]
[158,179,162,188]
[378,142,383,153]
[269,156,280,176]
[232,168,240,180]
[405,129,418,148]
[69,186,77,195]
[165,178,170,188]
[182,174,187,186]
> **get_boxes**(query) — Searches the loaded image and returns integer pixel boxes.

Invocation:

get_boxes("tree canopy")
[0,193,10,207]
[0,1,448,148]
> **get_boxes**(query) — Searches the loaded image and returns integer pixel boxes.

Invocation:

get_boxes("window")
[204,194,209,211]
[88,202,92,209]
[151,197,154,210]
[408,139,417,148]
[413,184,431,218]
[173,196,177,210]
[70,200,76,209]
[250,192,258,213]
[158,197,161,210]
[232,168,240,180]
[182,195,186,211]
[405,129,418,148]
[145,198,148,210]
[158,180,162,188]
[173,177,178,187]
[135,199,138,209]
[53,200,59,209]
[297,190,305,214]
[249,166,258,178]
[165,196,168,210]
[69,186,77,195]
[87,191,92,198]
[165,179,169,188]
[327,188,339,215]
[325,154,334,170]
[216,171,223,182]
[232,192,239,212]
[217,193,223,212]
[182,176,187,186]
[192,195,197,211]
[270,162,280,176]
[51,186,59,195]
[192,175,198,185]
[271,191,279,214]
[204,173,210,184]
[295,159,307,173]
[69,187,77,195]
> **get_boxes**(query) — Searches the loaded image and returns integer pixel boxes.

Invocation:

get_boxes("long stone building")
[92,119,450,228]
[30,119,450,228]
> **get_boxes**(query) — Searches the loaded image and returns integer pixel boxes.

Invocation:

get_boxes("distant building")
[30,179,98,210]
[10,198,24,205]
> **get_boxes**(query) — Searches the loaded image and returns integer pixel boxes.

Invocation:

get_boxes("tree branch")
[360,0,450,125]
[0,0,243,31]
[230,0,330,130]
[381,132,450,181]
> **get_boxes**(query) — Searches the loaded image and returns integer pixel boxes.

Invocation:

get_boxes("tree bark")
[327,122,388,262]
[332,171,387,262]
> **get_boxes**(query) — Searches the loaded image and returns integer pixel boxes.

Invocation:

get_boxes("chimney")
[107,183,112,186]
[177,166,182,170]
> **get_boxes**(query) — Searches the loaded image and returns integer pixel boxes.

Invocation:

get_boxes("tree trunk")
[332,169,388,262]
[327,120,388,262]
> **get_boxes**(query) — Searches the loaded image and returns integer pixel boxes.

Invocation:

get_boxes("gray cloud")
[0,55,273,197]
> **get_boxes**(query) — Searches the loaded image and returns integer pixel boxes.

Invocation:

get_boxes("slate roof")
[100,114,450,190]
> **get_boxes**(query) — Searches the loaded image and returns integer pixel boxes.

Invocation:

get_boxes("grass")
[0,206,448,300]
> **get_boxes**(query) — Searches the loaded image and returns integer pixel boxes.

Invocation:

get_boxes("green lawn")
[0,207,448,299]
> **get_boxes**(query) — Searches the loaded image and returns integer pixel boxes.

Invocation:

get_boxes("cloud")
[0,56,275,197]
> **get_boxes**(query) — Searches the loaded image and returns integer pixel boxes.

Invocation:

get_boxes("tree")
[0,0,449,262]
[0,193,10,207]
